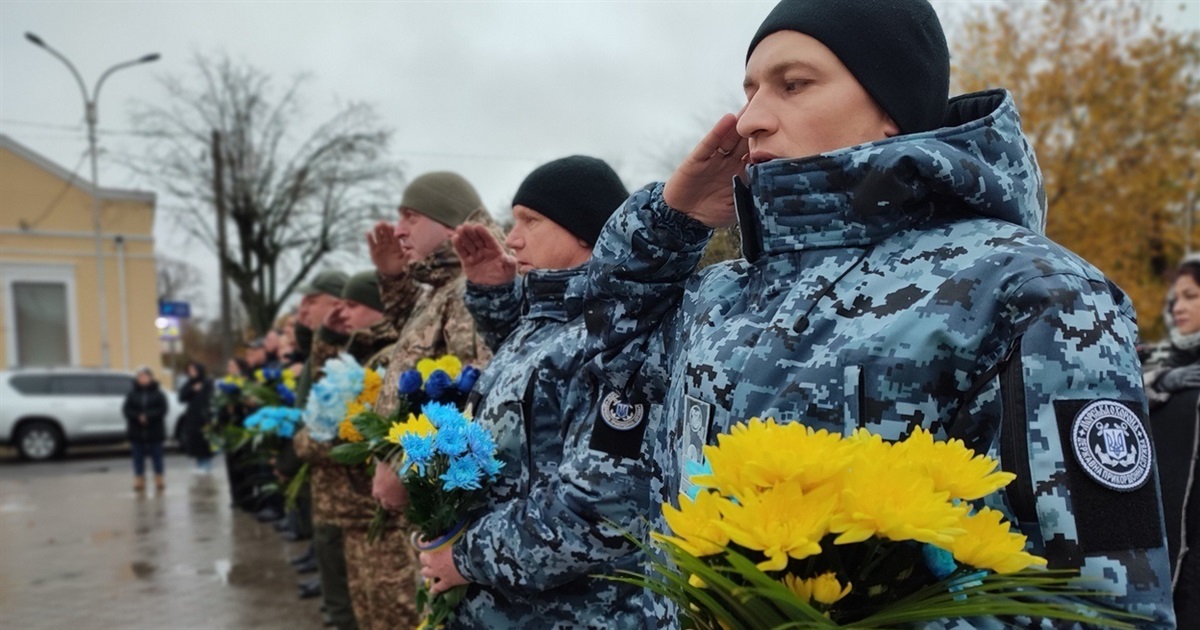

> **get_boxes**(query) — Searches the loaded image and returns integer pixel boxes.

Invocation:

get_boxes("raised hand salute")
[367,220,409,277]
[662,112,749,229]
[452,223,517,287]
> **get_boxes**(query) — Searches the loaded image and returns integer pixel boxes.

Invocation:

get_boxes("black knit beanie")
[511,156,629,246]
[746,0,950,135]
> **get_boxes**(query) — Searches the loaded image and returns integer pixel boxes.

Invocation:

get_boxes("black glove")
[1158,364,1200,393]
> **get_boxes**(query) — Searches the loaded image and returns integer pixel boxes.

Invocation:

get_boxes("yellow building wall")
[0,139,163,379]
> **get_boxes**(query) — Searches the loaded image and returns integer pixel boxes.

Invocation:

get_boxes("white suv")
[0,368,181,461]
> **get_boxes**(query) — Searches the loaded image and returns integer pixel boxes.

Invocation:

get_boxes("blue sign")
[158,300,191,318]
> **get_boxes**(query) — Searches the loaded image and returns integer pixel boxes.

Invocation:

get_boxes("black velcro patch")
[588,391,648,460]
[1053,399,1163,554]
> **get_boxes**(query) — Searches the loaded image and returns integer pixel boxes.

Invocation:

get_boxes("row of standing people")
[181,0,1190,626]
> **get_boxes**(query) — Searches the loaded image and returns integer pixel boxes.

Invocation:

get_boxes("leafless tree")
[131,53,400,335]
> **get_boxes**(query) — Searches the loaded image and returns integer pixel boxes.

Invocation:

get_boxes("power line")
[2,116,546,163]
[17,148,90,231]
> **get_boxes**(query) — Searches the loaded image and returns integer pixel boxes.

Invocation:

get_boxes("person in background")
[1141,254,1200,626]
[245,340,268,371]
[219,357,256,510]
[293,271,400,629]
[415,156,645,628]
[178,360,214,475]
[123,367,169,493]
[263,329,283,370]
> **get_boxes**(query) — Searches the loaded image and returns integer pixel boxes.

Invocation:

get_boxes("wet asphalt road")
[0,448,323,629]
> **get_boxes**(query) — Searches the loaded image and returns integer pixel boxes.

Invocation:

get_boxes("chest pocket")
[476,384,533,504]
[678,365,864,497]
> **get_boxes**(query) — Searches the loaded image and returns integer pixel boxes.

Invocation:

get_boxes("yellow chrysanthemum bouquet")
[619,418,1139,629]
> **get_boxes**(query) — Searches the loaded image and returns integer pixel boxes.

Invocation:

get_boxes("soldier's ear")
[883,115,900,138]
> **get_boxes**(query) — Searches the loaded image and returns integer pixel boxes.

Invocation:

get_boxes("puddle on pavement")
[213,559,277,587]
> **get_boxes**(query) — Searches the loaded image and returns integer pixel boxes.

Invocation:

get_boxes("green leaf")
[352,410,392,443]
[604,530,1144,629]
[284,462,310,513]
[330,442,372,466]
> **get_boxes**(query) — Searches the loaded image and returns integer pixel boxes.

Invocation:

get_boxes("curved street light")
[25,32,159,369]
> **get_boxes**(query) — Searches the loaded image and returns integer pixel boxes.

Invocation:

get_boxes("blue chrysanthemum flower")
[263,367,281,382]
[244,413,262,429]
[401,434,436,475]
[424,370,453,400]
[218,382,239,394]
[464,422,496,461]
[423,402,465,430]
[434,424,468,457]
[923,544,957,580]
[455,366,481,393]
[278,421,296,438]
[478,455,503,480]
[441,456,483,491]
[398,370,423,396]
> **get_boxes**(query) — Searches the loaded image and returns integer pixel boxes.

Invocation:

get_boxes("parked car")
[0,368,182,461]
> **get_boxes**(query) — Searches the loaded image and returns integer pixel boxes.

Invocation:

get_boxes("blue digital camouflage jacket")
[582,89,1175,628]
[449,265,651,629]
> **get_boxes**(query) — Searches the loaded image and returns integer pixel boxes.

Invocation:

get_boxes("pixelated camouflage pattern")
[342,523,420,630]
[447,266,651,629]
[583,90,1173,628]
[465,279,523,353]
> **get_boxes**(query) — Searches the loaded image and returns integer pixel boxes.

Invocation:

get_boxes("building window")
[12,282,71,366]
[2,263,80,368]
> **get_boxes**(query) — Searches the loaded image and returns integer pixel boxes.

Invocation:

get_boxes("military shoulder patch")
[1053,399,1161,554]
[1069,400,1152,492]
[601,392,645,431]
[590,391,649,460]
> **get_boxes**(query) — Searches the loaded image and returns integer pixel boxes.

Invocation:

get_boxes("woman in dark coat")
[1141,254,1200,627]
[123,367,169,493]
[178,360,214,474]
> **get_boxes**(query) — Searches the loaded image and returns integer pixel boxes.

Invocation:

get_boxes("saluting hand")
[452,223,517,286]
[367,221,408,277]
[663,112,749,228]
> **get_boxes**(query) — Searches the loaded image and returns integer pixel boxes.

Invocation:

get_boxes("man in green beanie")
[352,172,497,630]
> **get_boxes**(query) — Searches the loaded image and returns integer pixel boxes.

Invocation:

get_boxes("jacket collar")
[410,240,461,289]
[521,264,587,322]
[737,90,1044,261]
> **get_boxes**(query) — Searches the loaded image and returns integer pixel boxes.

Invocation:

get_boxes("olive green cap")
[341,270,384,313]
[399,171,483,228]
[300,270,349,298]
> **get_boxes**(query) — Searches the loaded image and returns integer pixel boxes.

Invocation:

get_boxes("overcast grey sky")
[2,0,1196,318]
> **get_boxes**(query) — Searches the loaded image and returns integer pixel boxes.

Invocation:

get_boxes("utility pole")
[211,130,234,362]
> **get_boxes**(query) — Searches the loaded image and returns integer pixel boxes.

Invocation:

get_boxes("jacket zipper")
[998,341,1038,525]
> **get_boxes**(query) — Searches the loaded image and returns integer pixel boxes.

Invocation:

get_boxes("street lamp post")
[25,32,159,369]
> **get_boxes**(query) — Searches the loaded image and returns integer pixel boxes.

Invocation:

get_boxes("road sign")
[159,300,191,318]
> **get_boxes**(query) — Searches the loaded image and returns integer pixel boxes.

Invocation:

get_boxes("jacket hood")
[738,89,1045,259]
